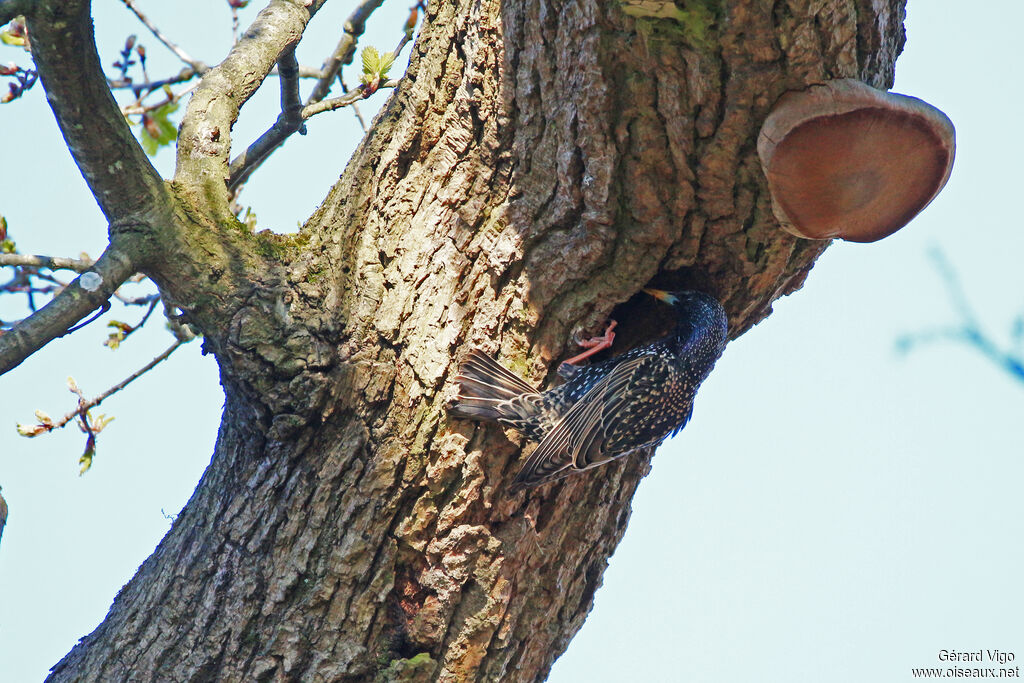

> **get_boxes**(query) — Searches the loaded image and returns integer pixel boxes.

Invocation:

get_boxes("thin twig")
[112,291,159,306]
[301,79,399,118]
[108,64,323,96]
[1,252,154,306]
[120,79,198,116]
[230,2,242,44]
[0,253,94,272]
[896,247,1024,384]
[105,296,160,348]
[109,66,197,93]
[119,0,207,73]
[83,339,183,413]
[338,75,368,131]
[39,340,185,432]
[62,301,111,336]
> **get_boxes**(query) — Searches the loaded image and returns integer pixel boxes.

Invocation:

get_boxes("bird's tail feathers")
[450,350,537,421]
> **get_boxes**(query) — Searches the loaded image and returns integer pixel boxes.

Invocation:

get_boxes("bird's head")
[643,288,719,312]
[643,288,728,339]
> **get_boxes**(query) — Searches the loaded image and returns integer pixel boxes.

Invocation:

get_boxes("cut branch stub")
[757,79,955,243]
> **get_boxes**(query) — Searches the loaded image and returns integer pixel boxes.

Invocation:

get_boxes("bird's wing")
[513,353,678,487]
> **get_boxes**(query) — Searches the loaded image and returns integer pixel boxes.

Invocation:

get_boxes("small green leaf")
[79,432,96,475]
[0,31,26,47]
[359,46,395,88]
[378,52,395,76]
[78,449,94,475]
[361,45,380,76]
[139,100,179,156]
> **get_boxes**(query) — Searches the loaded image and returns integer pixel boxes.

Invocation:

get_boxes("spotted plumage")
[450,289,728,487]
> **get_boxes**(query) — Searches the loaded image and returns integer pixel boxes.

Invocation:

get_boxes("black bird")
[450,289,728,487]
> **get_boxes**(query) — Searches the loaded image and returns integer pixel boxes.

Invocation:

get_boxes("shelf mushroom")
[757,79,955,243]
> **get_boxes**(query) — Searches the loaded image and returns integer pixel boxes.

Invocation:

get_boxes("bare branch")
[109,66,198,93]
[338,75,369,131]
[118,0,207,73]
[227,75,398,191]
[0,244,136,375]
[227,45,309,191]
[1,249,155,315]
[70,339,186,419]
[120,79,198,116]
[301,79,398,118]
[175,0,327,200]
[295,64,324,79]
[0,253,94,272]
[27,1,171,226]
[277,46,303,123]
[227,8,418,191]
[896,248,1024,385]
[104,296,159,348]
[17,339,186,473]
[229,1,242,44]
[306,0,385,105]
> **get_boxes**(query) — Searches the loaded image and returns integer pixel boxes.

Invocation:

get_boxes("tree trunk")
[41,0,906,680]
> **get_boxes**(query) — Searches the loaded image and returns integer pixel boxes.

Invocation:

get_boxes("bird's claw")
[562,319,618,367]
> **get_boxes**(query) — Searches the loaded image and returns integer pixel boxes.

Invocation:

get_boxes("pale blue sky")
[1,2,1021,681]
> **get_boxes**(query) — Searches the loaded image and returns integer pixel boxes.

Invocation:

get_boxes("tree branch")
[300,78,398,118]
[338,75,369,131]
[118,0,207,73]
[27,0,171,225]
[27,339,185,434]
[0,254,94,272]
[109,66,198,93]
[0,245,136,375]
[896,248,1024,384]
[277,45,303,123]
[174,0,327,200]
[227,12,416,191]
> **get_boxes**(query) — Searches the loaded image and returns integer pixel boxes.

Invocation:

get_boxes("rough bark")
[22,0,907,680]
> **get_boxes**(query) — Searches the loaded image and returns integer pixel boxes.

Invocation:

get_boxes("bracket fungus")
[757,79,955,243]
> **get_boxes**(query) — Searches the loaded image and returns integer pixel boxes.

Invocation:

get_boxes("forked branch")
[227,4,419,191]
[896,248,1024,384]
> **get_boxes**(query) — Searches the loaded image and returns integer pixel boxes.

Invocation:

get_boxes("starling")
[450,289,728,487]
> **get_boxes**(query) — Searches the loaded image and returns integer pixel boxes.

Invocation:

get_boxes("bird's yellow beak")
[643,288,679,305]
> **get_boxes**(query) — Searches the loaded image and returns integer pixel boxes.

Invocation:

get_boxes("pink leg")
[562,319,617,366]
